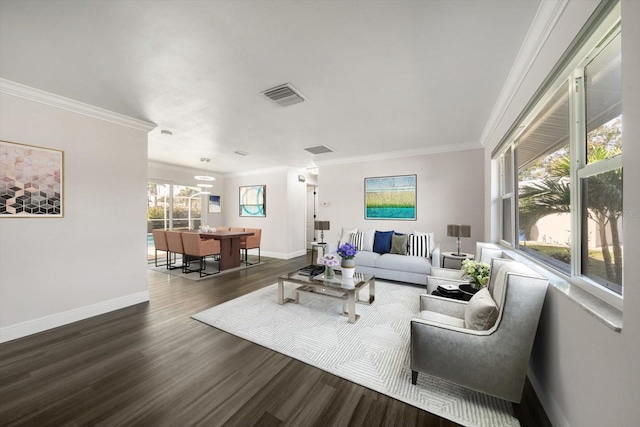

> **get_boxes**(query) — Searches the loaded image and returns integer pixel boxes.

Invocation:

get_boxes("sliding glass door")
[147,182,204,260]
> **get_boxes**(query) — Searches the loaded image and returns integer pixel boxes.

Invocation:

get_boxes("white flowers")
[461,259,491,289]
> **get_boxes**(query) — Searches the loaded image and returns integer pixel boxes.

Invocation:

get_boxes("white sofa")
[326,229,440,285]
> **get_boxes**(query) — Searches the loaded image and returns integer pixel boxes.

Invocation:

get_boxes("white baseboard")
[0,291,150,344]
[260,249,307,260]
[528,367,572,427]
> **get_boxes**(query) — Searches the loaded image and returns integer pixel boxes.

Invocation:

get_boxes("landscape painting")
[365,174,416,220]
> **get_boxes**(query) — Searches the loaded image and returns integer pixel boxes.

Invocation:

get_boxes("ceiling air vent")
[262,83,307,107]
[304,145,334,155]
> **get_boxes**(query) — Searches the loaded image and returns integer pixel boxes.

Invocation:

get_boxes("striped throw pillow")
[349,232,365,251]
[408,234,431,257]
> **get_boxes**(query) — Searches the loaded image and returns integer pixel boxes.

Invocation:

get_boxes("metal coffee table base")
[278,271,375,324]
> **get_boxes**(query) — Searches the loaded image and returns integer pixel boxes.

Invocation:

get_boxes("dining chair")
[181,232,221,277]
[165,231,187,271]
[151,229,171,268]
[241,228,262,265]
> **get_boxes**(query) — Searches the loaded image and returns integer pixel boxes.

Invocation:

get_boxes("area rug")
[191,281,519,427]
[148,257,263,281]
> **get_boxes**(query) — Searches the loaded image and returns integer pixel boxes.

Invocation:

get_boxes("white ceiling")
[0,0,543,175]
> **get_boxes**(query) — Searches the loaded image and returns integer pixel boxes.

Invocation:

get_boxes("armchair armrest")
[430,266,465,279]
[431,243,440,269]
[419,293,468,318]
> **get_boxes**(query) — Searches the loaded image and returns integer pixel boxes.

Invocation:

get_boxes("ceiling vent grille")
[262,83,307,107]
[304,145,334,155]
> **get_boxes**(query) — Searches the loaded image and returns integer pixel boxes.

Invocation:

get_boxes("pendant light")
[195,158,215,194]
[195,158,215,181]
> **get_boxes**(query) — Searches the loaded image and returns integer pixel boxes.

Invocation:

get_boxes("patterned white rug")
[191,281,519,427]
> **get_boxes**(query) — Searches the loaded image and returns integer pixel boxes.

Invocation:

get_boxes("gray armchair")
[427,242,504,293]
[411,258,548,403]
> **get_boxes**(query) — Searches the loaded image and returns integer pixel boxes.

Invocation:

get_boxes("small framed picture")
[208,195,221,213]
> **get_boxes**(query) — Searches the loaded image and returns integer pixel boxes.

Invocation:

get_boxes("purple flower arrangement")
[337,242,357,259]
[322,253,339,267]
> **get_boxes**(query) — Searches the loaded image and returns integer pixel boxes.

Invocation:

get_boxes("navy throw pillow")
[373,230,394,254]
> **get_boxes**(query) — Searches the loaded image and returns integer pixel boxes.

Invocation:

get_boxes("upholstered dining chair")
[151,229,170,268]
[165,231,187,271]
[241,228,262,265]
[411,258,548,403]
[230,226,245,237]
[181,232,221,277]
[427,242,504,294]
[216,226,230,231]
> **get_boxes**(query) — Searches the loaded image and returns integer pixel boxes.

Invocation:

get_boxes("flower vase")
[341,258,356,279]
[324,265,335,280]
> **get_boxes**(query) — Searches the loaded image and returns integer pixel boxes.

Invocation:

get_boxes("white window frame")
[494,2,623,309]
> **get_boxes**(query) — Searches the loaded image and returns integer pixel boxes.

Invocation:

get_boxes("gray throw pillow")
[464,288,499,330]
[390,234,408,255]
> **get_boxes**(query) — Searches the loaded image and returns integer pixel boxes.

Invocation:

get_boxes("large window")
[517,82,571,274]
[147,182,203,231]
[496,5,623,301]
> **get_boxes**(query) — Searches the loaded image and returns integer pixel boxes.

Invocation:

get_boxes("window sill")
[501,248,622,332]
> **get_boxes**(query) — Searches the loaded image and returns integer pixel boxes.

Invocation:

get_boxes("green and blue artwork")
[239,185,266,217]
[365,175,416,220]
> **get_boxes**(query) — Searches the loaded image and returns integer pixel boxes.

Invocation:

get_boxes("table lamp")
[314,221,330,244]
[447,224,470,255]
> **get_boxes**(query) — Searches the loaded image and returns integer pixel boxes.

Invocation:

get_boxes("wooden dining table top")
[199,230,254,239]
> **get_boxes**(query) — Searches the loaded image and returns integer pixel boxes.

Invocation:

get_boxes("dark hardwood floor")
[0,254,550,426]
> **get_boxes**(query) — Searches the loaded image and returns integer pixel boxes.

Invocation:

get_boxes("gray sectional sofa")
[326,229,440,285]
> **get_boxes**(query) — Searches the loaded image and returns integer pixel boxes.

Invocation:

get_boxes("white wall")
[318,149,485,253]
[484,1,640,425]
[222,167,308,259]
[0,91,151,342]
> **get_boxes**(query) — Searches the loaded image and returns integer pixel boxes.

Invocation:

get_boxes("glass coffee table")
[278,269,375,323]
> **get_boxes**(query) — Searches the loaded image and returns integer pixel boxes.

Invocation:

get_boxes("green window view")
[517,83,571,275]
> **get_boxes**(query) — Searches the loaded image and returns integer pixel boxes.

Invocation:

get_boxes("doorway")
[306,184,317,249]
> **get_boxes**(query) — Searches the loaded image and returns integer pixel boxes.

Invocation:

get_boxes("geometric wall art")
[364,174,416,220]
[239,185,265,217]
[0,140,64,217]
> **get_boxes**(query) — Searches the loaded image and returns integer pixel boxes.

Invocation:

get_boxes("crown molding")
[0,78,156,132]
[149,142,480,177]
[314,141,481,167]
[478,0,569,147]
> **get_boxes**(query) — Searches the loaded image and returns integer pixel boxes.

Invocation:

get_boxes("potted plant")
[461,259,491,290]
[337,243,357,279]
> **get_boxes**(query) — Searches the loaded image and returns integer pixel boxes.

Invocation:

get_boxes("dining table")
[199,230,255,270]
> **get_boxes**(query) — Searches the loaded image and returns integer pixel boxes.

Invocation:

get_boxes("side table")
[441,251,474,269]
[310,242,327,265]
[431,284,479,302]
